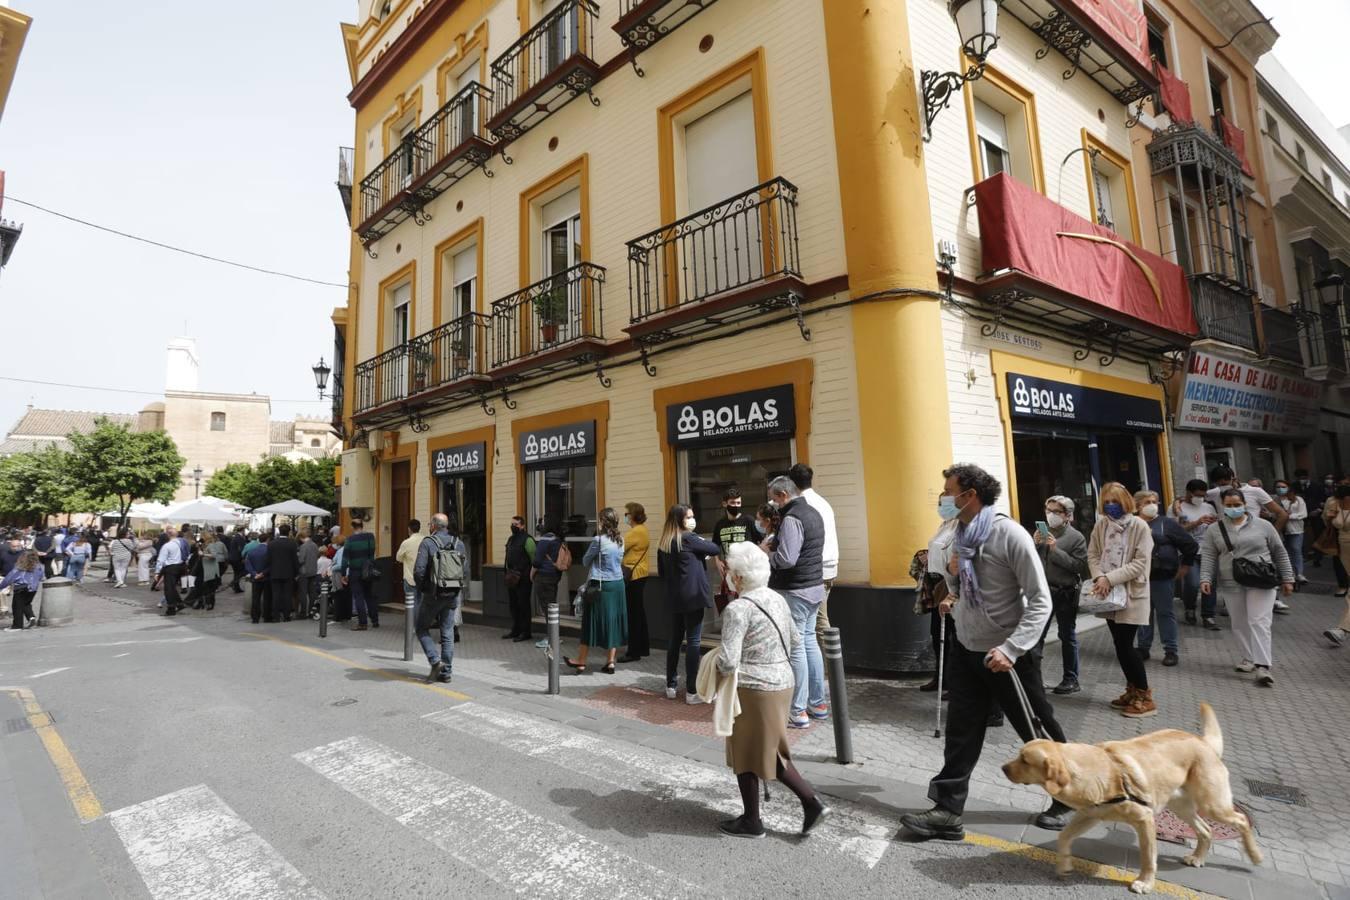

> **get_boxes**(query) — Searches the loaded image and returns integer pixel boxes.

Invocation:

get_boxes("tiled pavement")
[60,559,1350,897]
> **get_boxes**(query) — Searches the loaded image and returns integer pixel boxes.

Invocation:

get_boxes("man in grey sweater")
[901,464,1072,842]
[1035,495,1090,694]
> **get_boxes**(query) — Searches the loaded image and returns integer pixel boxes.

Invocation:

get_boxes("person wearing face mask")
[765,476,829,729]
[502,516,536,642]
[754,504,780,549]
[656,503,721,703]
[1174,480,1220,629]
[1032,495,1089,694]
[1327,484,1350,599]
[1134,491,1198,668]
[712,488,757,606]
[1199,488,1294,686]
[1272,481,1306,598]
[618,502,652,663]
[1086,483,1156,717]
[1206,465,1288,532]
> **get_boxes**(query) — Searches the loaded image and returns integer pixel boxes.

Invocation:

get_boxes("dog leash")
[1007,665,1050,741]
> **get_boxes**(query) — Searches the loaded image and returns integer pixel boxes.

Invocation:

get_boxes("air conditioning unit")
[340,448,375,508]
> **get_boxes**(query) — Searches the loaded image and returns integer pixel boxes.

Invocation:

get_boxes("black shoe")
[717,816,766,839]
[428,660,445,683]
[1034,800,1073,831]
[1051,678,1081,695]
[987,711,1004,727]
[436,670,453,684]
[1184,610,1197,625]
[601,663,615,675]
[371,621,380,628]
[802,796,832,835]
[1162,651,1179,667]
[513,634,531,642]
[1137,648,1150,661]
[617,654,642,663]
[502,631,519,640]
[454,627,461,643]
[564,657,586,672]
[900,807,965,841]
[919,677,940,692]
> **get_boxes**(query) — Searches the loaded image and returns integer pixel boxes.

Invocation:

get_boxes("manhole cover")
[1246,779,1306,806]
[332,698,358,707]
[4,711,53,734]
[1155,803,1254,845]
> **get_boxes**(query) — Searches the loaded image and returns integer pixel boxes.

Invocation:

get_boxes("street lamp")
[312,357,332,400]
[192,465,203,499]
[1314,271,1346,310]
[921,0,1003,143]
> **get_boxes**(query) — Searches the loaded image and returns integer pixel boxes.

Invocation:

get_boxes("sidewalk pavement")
[64,559,1350,898]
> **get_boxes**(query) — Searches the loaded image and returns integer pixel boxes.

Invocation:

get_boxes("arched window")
[210,412,226,431]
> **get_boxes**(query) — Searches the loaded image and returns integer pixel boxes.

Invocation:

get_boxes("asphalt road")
[1,591,1217,900]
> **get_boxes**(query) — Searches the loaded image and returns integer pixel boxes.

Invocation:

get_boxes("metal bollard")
[820,627,853,764]
[319,582,328,639]
[547,603,560,695]
[404,587,415,662]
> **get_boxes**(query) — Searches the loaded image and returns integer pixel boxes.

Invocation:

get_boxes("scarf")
[954,506,996,607]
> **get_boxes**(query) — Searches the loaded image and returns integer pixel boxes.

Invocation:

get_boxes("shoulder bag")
[1217,521,1281,589]
[1078,578,1128,614]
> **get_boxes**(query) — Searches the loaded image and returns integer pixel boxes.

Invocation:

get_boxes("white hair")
[1047,495,1075,516]
[725,541,770,593]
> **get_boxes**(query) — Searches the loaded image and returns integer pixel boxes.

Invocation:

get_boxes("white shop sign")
[1176,350,1320,437]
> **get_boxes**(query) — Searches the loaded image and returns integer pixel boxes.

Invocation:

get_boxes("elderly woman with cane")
[714,542,830,838]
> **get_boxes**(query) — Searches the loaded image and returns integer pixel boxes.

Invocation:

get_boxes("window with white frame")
[450,246,476,320]
[453,61,480,141]
[974,98,1011,179]
[390,282,412,346]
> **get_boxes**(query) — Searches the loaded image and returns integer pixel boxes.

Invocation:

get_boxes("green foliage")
[202,456,337,514]
[0,445,84,524]
[204,462,255,505]
[65,420,185,521]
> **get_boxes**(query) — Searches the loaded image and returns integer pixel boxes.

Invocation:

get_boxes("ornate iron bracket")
[478,390,496,417]
[628,49,645,78]
[500,147,514,166]
[978,289,1026,336]
[482,163,495,178]
[363,241,379,260]
[1125,97,1148,129]
[1033,12,1093,81]
[785,291,811,341]
[922,63,987,143]
[1073,322,1126,367]
[406,407,431,433]
[412,206,432,227]
[585,89,601,109]
[639,346,657,378]
[500,386,518,411]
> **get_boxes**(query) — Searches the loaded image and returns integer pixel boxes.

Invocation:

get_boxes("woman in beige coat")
[1086,482,1156,718]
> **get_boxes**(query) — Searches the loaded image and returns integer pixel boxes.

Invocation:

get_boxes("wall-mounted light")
[922,0,1003,143]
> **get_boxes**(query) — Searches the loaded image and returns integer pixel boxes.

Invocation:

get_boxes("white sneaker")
[1235,659,1256,673]
[685,692,705,705]
[1273,600,1290,614]
[665,686,677,700]
[1255,667,1275,687]
[1325,627,1346,646]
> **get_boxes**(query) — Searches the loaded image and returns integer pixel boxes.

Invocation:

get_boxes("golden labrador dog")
[1002,703,1260,894]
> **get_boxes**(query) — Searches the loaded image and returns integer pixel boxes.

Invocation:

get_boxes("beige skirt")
[725,686,793,780]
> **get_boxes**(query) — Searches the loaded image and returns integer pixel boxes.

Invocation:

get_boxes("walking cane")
[1007,664,1050,741]
[934,613,947,738]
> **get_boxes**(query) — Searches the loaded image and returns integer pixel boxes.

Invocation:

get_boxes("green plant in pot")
[451,330,472,374]
[533,281,569,344]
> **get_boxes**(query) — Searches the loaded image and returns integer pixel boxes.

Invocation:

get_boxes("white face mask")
[1141,503,1159,519]
[684,517,697,531]
[1045,512,1065,529]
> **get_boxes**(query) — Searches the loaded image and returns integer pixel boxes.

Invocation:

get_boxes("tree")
[200,456,337,515]
[0,446,81,525]
[65,420,185,524]
[204,462,254,505]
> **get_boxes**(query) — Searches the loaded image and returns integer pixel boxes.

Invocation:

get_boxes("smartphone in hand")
[1035,520,1050,537]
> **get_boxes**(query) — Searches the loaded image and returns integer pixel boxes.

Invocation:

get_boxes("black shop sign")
[519,420,595,466]
[667,385,796,449]
[432,441,486,477]
[1006,373,1164,432]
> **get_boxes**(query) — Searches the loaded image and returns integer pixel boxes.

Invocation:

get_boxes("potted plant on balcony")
[451,331,472,375]
[411,344,434,391]
[534,280,569,345]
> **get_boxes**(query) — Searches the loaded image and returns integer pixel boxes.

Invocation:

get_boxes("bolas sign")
[432,441,485,477]
[519,420,595,466]
[1005,373,1165,431]
[666,385,796,449]
[1176,350,1321,437]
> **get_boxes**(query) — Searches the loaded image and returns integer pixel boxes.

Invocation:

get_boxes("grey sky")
[0,1,351,437]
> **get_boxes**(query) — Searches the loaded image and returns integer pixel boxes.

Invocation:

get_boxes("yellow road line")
[2,687,103,823]
[242,633,471,701]
[962,831,1214,898]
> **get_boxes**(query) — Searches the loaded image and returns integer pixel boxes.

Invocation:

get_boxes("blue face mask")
[1103,502,1125,520]
[1276,486,1288,495]
[937,494,964,520]
[1223,506,1245,519]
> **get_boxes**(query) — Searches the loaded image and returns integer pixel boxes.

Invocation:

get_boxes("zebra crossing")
[104,701,901,899]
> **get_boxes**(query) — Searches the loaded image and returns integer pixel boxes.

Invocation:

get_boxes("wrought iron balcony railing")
[1317,306,1349,373]
[354,341,415,414]
[356,82,495,245]
[1260,305,1303,365]
[414,312,493,390]
[626,178,804,340]
[337,146,355,220]
[1189,275,1257,351]
[491,263,605,370]
[614,0,719,76]
[487,0,600,145]
[329,370,345,428]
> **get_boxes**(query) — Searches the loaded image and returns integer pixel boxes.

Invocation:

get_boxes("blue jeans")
[1284,533,1305,580]
[1180,564,1214,617]
[1038,585,1079,682]
[65,558,86,582]
[1138,577,1179,654]
[350,576,377,626]
[417,591,459,669]
[666,609,704,689]
[785,591,826,714]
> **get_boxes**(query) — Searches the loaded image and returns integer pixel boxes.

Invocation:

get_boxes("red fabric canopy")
[975,173,1198,338]
[1061,0,1151,72]
[1154,62,1193,125]
[1219,115,1255,178]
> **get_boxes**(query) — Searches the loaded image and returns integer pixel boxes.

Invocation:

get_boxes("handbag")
[1313,524,1338,557]
[504,570,521,588]
[1077,579,1127,614]
[1217,522,1282,589]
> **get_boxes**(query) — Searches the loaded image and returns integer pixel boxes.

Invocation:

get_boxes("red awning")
[1219,115,1255,178]
[1060,0,1151,72]
[974,173,1198,338]
[1154,62,1193,125]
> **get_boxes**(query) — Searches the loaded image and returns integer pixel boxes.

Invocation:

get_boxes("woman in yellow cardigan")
[618,502,654,663]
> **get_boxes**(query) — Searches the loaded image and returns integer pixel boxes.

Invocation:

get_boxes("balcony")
[486,0,600,147]
[337,147,354,221]
[352,313,492,423]
[0,217,21,268]
[356,82,496,247]
[1305,305,1350,382]
[614,0,719,75]
[330,370,345,431]
[1189,275,1256,352]
[491,263,606,379]
[625,177,805,344]
[1260,305,1303,366]
[971,173,1195,364]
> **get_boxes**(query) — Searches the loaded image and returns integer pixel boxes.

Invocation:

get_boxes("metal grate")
[4,711,53,734]
[1246,779,1306,806]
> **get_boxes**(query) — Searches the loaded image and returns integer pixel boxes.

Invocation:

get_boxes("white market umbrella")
[157,500,244,525]
[252,499,332,517]
[127,501,170,519]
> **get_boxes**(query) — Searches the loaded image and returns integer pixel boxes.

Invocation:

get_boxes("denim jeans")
[1138,576,1179,653]
[1180,564,1214,617]
[417,590,459,669]
[350,576,376,626]
[65,559,86,583]
[1284,533,1305,580]
[785,591,826,715]
[1038,585,1079,682]
[666,609,704,689]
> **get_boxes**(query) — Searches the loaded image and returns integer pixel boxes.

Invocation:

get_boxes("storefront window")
[677,438,793,533]
[526,464,596,543]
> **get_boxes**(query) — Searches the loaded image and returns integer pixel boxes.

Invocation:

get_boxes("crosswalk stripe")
[425,701,897,868]
[107,784,326,900]
[296,735,702,899]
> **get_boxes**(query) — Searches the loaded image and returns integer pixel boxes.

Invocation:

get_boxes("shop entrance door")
[390,461,412,585]
[1012,432,1095,534]
[439,475,487,587]
[1097,433,1145,493]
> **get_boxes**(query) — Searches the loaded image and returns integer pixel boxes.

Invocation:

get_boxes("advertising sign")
[519,421,595,466]
[431,442,486,477]
[1176,350,1321,436]
[666,385,796,449]
[1006,373,1164,431]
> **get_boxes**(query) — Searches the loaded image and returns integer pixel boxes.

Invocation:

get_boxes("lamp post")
[192,465,203,499]
[921,0,1003,142]
[312,357,332,400]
